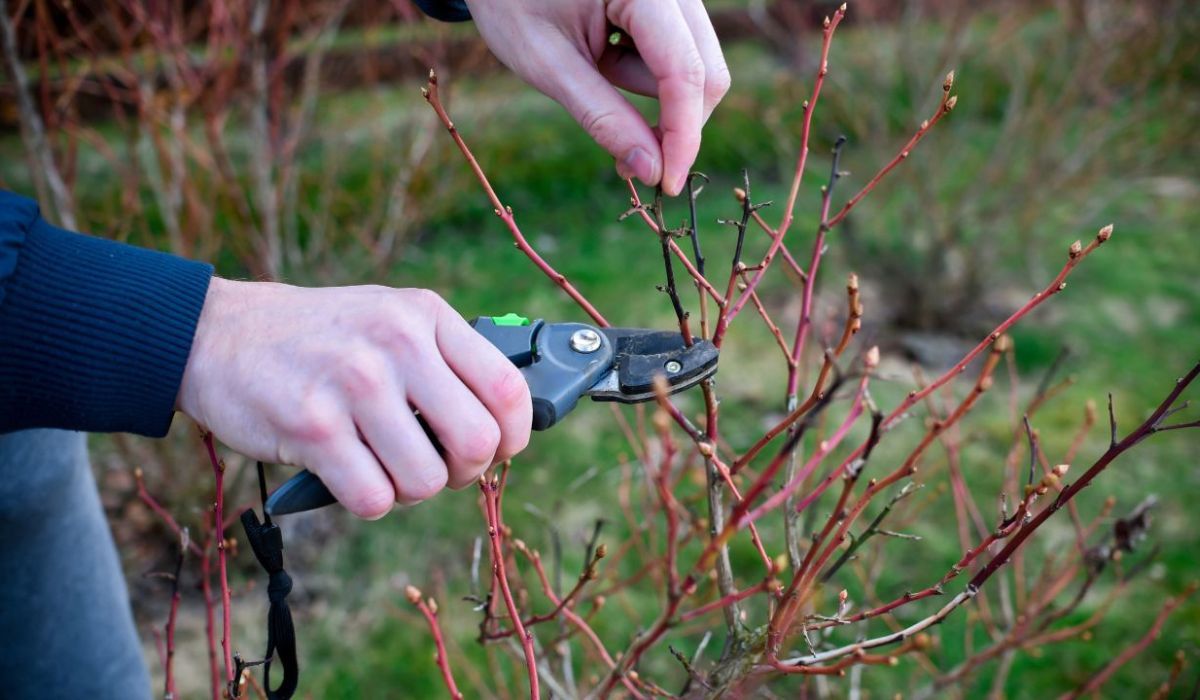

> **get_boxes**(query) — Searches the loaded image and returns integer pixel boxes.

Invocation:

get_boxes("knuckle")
[578,108,621,144]
[409,288,449,314]
[707,63,732,101]
[337,349,385,399]
[678,53,707,90]
[289,395,340,444]
[492,366,531,411]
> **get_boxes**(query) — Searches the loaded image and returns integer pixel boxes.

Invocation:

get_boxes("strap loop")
[240,462,299,700]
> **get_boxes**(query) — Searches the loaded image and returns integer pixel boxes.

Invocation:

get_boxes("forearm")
[0,191,212,436]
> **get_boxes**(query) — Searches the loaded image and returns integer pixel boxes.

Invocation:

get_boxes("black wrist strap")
[240,462,299,700]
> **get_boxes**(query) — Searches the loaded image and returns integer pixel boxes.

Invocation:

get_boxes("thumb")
[532,41,663,187]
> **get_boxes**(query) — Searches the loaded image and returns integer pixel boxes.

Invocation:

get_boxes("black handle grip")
[266,415,441,516]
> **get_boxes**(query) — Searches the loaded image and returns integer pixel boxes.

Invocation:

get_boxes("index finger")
[608,0,706,195]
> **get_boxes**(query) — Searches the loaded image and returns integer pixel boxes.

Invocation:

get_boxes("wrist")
[177,276,237,421]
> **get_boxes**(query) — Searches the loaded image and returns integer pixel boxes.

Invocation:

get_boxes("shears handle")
[263,317,613,516]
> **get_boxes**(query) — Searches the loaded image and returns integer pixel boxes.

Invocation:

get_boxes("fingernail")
[619,147,658,186]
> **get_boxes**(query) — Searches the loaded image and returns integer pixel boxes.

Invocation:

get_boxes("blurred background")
[1,0,1197,697]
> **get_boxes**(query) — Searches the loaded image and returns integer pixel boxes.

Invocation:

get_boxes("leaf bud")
[865,346,881,370]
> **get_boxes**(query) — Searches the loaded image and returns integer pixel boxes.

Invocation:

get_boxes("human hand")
[466,0,730,196]
[176,278,532,519]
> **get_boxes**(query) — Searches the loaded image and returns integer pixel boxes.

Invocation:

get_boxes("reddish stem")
[407,588,465,700]
[200,514,220,700]
[202,432,235,691]
[480,476,540,699]
[1057,583,1198,700]
[423,70,607,327]
[711,5,846,347]
[680,577,776,623]
[741,227,1113,472]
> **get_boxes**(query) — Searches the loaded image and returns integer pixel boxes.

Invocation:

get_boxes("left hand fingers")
[606,0,706,196]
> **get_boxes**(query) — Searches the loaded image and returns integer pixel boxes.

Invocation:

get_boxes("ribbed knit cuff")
[0,218,213,437]
[412,0,471,22]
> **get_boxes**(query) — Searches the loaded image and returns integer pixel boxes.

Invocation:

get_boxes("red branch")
[823,72,957,230]
[422,70,607,327]
[202,431,235,691]
[740,226,1113,471]
[1058,583,1198,700]
[480,474,539,699]
[711,4,846,347]
[406,586,465,700]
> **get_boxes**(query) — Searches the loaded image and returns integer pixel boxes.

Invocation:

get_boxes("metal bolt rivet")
[665,360,683,374]
[570,328,602,354]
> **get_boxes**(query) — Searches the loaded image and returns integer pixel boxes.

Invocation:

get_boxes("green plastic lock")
[491,313,530,327]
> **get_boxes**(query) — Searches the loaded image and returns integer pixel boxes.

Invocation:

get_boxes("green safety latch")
[491,313,530,327]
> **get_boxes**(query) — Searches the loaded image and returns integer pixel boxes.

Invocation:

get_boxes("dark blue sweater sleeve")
[412,0,470,22]
[0,191,213,437]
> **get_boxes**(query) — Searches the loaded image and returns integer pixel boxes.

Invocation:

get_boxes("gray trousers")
[0,429,151,698]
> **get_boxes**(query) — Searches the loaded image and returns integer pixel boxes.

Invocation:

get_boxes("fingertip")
[395,458,449,504]
[663,170,688,197]
[347,484,397,520]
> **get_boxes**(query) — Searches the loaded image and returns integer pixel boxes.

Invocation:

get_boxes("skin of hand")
[176,278,532,519]
[466,0,730,196]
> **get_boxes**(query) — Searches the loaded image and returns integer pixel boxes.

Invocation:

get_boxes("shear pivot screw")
[665,360,683,374]
[570,329,602,354]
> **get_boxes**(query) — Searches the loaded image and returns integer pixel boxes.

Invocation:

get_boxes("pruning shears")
[264,314,719,516]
